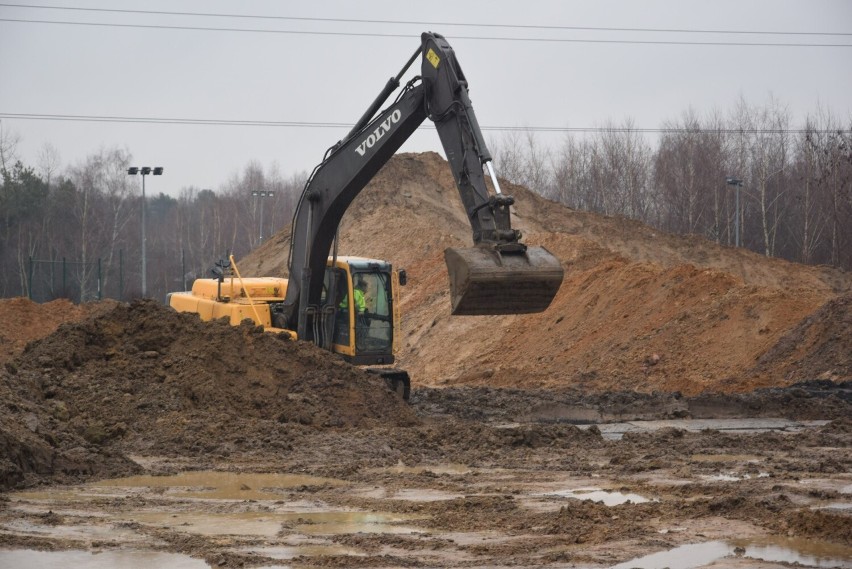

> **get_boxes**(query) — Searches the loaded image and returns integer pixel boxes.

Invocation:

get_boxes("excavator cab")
[322,257,398,366]
[320,257,410,399]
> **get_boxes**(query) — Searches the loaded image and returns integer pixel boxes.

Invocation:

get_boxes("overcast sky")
[1,0,850,195]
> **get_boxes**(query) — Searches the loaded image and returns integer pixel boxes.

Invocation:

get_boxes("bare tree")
[747,96,791,257]
[0,121,21,173]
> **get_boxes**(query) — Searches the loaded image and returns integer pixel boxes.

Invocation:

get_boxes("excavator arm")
[280,32,563,341]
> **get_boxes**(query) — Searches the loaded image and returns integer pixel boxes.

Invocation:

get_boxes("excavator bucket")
[444,246,564,315]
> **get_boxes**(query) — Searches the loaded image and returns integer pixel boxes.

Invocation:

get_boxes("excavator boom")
[283,32,563,341]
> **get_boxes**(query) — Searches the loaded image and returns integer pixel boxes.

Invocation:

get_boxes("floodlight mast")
[726,177,743,248]
[251,190,275,244]
[127,166,164,296]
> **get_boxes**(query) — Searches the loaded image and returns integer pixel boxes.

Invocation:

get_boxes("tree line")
[492,98,851,270]
[0,138,305,303]
[1,96,850,304]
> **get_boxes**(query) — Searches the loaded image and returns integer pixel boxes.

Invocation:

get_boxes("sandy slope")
[238,152,851,394]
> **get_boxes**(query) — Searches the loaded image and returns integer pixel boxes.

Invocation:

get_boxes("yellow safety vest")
[339,288,366,313]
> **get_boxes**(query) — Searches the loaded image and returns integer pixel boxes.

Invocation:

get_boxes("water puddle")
[96,471,347,500]
[286,511,426,535]
[699,472,770,482]
[0,549,207,569]
[819,502,852,511]
[609,536,852,569]
[546,487,653,506]
[391,488,465,502]
[690,453,761,462]
[238,544,365,559]
[130,510,425,537]
[367,462,471,476]
[0,519,153,544]
[13,471,348,503]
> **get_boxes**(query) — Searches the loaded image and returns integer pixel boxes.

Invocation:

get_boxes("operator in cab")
[340,278,368,315]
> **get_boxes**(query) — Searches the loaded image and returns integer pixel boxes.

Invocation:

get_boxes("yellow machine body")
[168,276,293,335]
[167,257,403,356]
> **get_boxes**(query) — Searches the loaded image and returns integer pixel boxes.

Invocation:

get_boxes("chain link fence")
[24,250,222,304]
[26,254,126,303]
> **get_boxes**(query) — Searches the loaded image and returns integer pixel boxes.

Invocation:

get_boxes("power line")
[1,18,850,47]
[0,113,351,128]
[1,3,849,37]
[2,113,848,134]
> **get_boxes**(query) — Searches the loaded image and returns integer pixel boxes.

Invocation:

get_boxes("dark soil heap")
[0,300,417,489]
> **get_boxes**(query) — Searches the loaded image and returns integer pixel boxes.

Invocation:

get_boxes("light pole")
[251,190,275,243]
[127,166,164,296]
[726,177,743,248]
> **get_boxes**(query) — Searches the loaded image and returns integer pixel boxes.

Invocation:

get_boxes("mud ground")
[1,152,850,567]
[0,402,852,567]
[1,384,850,568]
[0,299,849,568]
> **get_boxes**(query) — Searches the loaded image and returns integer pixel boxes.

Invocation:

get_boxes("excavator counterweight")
[445,245,564,315]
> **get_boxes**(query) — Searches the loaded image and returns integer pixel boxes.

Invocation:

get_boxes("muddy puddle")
[8,470,427,543]
[699,472,771,482]
[689,453,762,462]
[132,510,425,537]
[610,536,852,569]
[99,470,347,500]
[366,462,472,475]
[237,543,365,560]
[1,408,848,569]
[544,486,654,506]
[14,471,348,503]
[0,549,208,569]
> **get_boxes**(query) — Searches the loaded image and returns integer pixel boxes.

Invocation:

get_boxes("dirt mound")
[0,297,109,364]
[238,152,852,394]
[0,300,417,489]
[753,293,852,382]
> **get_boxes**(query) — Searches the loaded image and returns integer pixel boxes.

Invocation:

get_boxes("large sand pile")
[240,152,851,395]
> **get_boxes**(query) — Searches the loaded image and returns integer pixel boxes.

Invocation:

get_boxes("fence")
[24,250,226,304]
[27,253,125,303]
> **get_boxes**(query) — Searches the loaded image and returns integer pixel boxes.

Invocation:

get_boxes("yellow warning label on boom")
[426,48,440,69]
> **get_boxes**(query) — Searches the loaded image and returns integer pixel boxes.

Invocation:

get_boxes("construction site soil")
[1,153,850,568]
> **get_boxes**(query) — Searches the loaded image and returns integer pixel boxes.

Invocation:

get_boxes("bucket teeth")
[444,246,563,315]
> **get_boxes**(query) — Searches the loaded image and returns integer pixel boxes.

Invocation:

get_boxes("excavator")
[168,32,564,399]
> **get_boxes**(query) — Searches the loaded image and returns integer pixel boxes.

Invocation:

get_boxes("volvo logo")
[354,109,402,156]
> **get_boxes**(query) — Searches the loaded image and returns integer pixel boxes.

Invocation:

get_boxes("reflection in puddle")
[699,472,770,482]
[0,519,152,544]
[0,549,207,569]
[610,537,852,569]
[546,487,652,506]
[131,510,425,537]
[239,544,365,559]
[96,471,347,500]
[14,471,348,503]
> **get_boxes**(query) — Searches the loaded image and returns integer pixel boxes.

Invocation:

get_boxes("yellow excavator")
[168,32,564,399]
